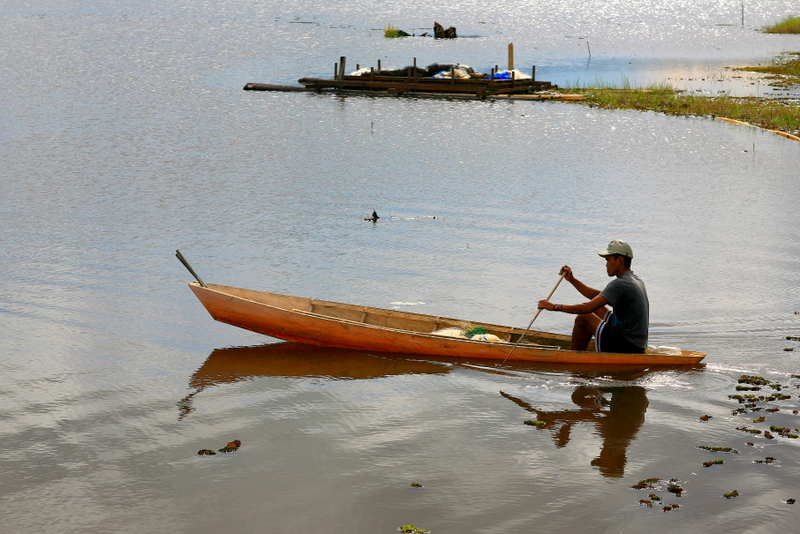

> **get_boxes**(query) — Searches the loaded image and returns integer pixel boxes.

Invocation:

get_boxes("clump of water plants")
[197,449,217,455]
[699,414,712,421]
[739,375,770,385]
[398,525,429,534]
[524,420,547,427]
[630,477,661,490]
[662,504,680,512]
[703,459,724,467]
[384,23,410,38]
[754,457,777,464]
[410,482,423,488]
[219,440,242,453]
[762,15,800,34]
[723,490,740,499]
[698,446,739,454]
[753,416,766,423]
[667,483,684,496]
[639,499,654,507]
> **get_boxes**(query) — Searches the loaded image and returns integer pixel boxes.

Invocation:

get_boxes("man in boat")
[538,239,649,353]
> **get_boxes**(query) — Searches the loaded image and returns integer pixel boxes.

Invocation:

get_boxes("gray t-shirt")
[599,271,649,348]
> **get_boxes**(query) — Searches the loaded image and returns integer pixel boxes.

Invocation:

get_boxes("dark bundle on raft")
[358,63,476,78]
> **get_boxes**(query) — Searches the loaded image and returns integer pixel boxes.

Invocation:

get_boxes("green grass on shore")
[559,55,800,136]
[762,15,800,34]
[568,88,800,135]
[734,52,800,87]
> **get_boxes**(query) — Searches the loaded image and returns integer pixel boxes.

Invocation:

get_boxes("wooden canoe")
[188,282,706,365]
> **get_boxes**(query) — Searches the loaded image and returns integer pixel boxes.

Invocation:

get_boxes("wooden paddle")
[502,273,566,363]
[176,249,207,288]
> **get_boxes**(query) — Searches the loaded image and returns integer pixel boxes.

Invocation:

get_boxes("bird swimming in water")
[365,210,380,221]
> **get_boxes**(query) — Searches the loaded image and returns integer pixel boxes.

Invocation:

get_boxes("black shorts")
[596,320,645,354]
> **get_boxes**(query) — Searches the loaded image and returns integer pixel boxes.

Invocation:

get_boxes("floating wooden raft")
[294,74,553,97]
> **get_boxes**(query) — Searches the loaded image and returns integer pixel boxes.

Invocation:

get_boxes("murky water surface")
[2,1,800,532]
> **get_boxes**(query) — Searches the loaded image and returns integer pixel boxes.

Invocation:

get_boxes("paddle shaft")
[502,273,566,363]
[175,249,207,288]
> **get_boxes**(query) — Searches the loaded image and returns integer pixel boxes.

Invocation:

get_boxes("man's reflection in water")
[501,385,648,478]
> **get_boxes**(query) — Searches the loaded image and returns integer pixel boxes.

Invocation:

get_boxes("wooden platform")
[243,80,584,101]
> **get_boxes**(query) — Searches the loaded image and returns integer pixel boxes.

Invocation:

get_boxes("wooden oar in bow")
[502,273,566,363]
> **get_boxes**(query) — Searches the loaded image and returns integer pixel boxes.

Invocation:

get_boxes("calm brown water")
[2,1,800,532]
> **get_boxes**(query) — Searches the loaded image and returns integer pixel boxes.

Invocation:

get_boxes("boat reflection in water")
[179,342,450,419]
[502,382,650,479]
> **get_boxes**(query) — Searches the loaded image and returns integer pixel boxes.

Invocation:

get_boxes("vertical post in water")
[508,42,514,71]
[532,65,536,81]
[338,56,346,80]
[741,3,745,28]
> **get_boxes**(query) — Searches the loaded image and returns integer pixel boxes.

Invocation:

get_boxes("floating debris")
[398,525,429,534]
[739,375,770,385]
[703,459,724,467]
[410,482,424,488]
[698,446,739,454]
[753,456,777,464]
[723,490,740,499]
[631,477,661,490]
[218,440,242,453]
[786,336,800,341]
[197,449,217,455]
[524,420,547,427]
[667,483,684,496]
[699,414,713,421]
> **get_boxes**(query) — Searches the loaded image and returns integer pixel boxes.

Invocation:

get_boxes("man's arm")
[561,265,601,300]
[539,294,609,315]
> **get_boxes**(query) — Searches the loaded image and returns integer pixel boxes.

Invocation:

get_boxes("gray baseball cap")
[598,239,633,258]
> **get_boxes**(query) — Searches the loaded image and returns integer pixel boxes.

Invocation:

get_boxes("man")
[538,239,649,353]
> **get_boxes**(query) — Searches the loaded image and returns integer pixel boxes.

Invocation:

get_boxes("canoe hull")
[188,282,706,365]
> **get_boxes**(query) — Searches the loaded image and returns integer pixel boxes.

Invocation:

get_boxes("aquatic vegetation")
[384,23,410,38]
[739,375,770,385]
[219,440,242,453]
[639,499,654,507]
[662,504,680,512]
[630,478,661,490]
[524,420,547,427]
[197,449,217,455]
[723,490,740,499]
[787,498,797,504]
[762,16,800,34]
[699,414,712,421]
[736,426,762,434]
[648,494,662,501]
[410,482,424,488]
[736,386,761,391]
[698,446,738,454]
[667,484,684,496]
[753,457,777,464]
[398,525,429,534]
[752,416,766,423]
[703,459,724,467]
